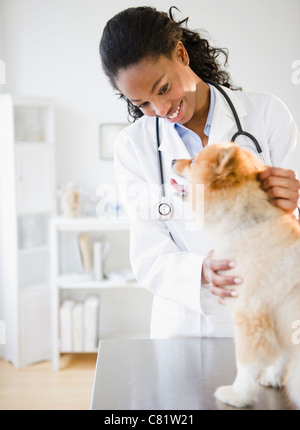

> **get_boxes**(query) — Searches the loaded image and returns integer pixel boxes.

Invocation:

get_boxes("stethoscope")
[154,80,265,221]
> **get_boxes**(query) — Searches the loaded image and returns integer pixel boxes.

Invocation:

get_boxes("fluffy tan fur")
[175,142,300,408]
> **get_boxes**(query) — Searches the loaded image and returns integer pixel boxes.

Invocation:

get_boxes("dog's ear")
[212,145,241,188]
[173,158,193,178]
[215,145,237,174]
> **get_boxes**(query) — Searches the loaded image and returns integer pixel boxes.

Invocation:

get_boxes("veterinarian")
[99,7,300,338]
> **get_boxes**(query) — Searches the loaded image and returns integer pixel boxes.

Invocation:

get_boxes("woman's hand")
[201,250,242,303]
[258,167,300,213]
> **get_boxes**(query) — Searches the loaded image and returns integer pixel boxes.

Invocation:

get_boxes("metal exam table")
[90,338,293,410]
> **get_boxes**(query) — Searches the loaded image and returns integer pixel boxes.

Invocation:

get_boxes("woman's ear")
[175,41,189,66]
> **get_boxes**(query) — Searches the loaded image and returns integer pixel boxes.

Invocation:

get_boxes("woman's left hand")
[258,167,300,213]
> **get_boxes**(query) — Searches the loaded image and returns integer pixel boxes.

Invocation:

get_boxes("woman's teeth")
[167,102,181,119]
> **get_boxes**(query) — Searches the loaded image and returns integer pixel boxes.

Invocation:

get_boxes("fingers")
[259,167,299,192]
[258,166,295,182]
[202,254,242,301]
[210,276,242,300]
[258,167,300,213]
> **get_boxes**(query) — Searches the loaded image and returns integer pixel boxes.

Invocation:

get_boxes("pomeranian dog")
[174,143,300,408]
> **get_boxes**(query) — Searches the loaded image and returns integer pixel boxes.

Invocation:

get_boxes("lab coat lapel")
[159,121,192,160]
[157,121,191,188]
[155,121,207,254]
[208,86,248,145]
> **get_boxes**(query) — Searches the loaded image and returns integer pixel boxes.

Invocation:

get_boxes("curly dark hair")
[99,6,238,121]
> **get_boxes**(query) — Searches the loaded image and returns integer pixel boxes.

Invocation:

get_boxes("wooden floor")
[0,353,97,410]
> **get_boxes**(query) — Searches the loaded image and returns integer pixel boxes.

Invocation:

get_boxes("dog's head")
[173,143,265,219]
[174,142,264,192]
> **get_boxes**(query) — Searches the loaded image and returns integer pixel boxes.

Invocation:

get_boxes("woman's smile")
[166,100,183,122]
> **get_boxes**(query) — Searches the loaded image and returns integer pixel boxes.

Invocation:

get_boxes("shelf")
[15,140,52,145]
[50,212,151,370]
[0,94,55,368]
[57,273,139,289]
[18,245,50,255]
[12,95,54,106]
[19,282,50,292]
[60,348,98,354]
[52,216,130,231]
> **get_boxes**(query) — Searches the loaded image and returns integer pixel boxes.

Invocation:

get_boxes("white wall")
[1,0,299,195]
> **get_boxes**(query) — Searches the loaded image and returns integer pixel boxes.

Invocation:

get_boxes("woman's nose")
[153,101,171,118]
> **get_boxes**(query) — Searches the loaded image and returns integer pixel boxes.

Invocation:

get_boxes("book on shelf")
[84,295,99,351]
[78,232,92,275]
[72,302,83,352]
[59,296,100,352]
[59,300,75,352]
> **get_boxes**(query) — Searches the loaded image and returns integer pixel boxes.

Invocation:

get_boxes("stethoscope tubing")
[204,79,263,155]
[156,115,166,197]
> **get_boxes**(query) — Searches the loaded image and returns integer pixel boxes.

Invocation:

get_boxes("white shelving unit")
[51,216,153,370]
[0,94,56,367]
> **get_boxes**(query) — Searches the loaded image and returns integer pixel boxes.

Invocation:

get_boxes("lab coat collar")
[208,85,248,145]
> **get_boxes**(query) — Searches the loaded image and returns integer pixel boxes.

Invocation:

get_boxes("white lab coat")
[114,86,300,339]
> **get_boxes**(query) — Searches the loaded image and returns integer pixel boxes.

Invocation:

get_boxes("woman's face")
[115,42,202,125]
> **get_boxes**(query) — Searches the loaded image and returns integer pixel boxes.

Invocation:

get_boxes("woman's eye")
[138,102,149,109]
[135,84,168,109]
[159,84,169,95]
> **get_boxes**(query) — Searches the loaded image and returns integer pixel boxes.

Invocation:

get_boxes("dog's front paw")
[258,358,286,389]
[259,372,284,389]
[214,385,253,408]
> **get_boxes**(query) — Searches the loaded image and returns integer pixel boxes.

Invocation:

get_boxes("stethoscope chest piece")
[153,198,173,221]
